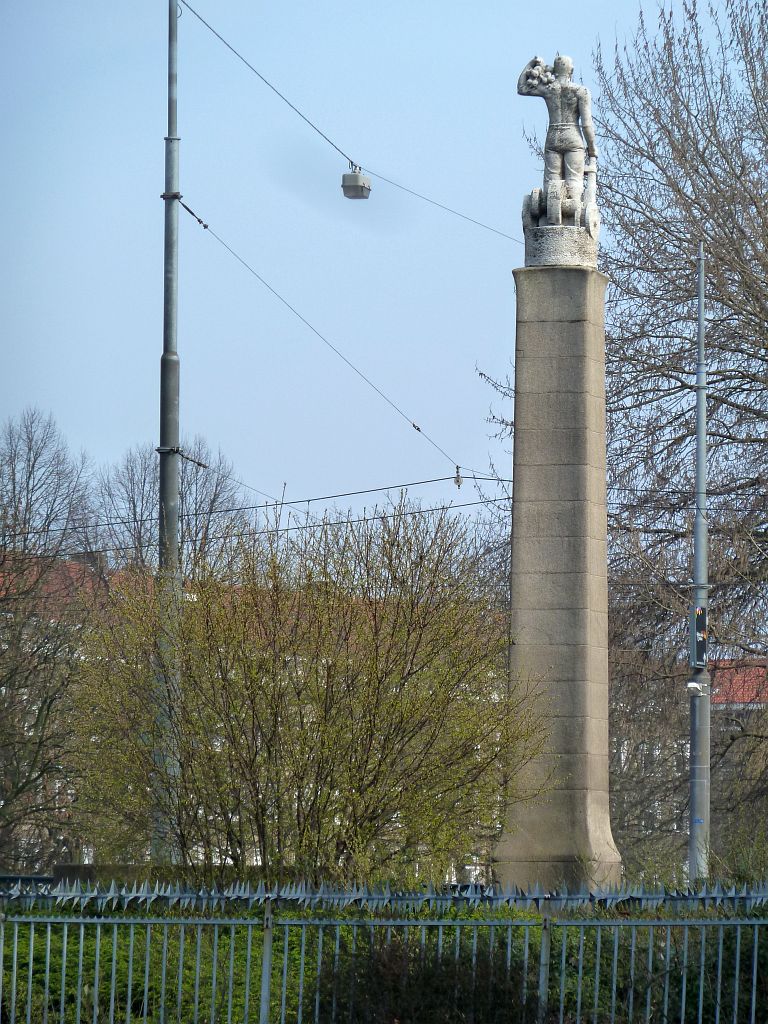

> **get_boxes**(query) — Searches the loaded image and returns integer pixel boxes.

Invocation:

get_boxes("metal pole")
[160,0,180,575]
[152,0,182,864]
[259,899,274,1024]
[687,241,710,882]
[536,915,551,1024]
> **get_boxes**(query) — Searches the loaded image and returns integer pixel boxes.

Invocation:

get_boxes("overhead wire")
[178,199,484,475]
[46,495,510,558]
[164,6,520,507]
[177,0,354,166]
[171,6,506,473]
[361,169,522,243]
[15,468,762,545]
[231,473,504,509]
[3,442,763,543]
[12,497,766,597]
[8,491,764,545]
[170,5,762,511]
[177,0,521,244]
[3,473,509,542]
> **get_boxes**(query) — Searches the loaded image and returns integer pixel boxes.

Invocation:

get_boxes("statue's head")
[553,55,574,80]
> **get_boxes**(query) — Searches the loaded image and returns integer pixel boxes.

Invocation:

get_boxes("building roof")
[711,660,768,708]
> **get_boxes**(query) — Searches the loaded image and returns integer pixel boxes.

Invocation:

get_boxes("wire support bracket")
[156,446,209,470]
[179,200,208,228]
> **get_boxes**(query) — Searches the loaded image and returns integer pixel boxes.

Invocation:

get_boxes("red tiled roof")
[0,553,107,615]
[711,661,768,707]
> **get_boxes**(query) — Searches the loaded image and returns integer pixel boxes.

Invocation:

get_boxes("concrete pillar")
[495,265,622,891]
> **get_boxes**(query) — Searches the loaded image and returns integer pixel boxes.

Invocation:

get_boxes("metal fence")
[0,882,766,1022]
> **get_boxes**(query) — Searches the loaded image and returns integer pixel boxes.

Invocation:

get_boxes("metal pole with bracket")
[687,241,710,882]
[152,0,182,865]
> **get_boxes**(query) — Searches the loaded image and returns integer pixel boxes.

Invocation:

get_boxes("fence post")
[259,897,273,1024]
[536,915,551,1024]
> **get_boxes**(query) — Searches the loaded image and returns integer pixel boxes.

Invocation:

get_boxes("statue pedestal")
[496,263,622,892]
[524,225,597,269]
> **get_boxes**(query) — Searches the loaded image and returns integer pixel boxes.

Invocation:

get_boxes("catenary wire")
[178,0,355,166]
[222,473,504,510]
[172,471,507,528]
[177,0,521,244]
[12,473,763,544]
[178,199,484,474]
[3,474,509,541]
[362,169,522,243]
[9,493,765,546]
[49,496,509,558]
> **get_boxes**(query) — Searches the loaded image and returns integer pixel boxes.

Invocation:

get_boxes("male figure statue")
[517,55,598,199]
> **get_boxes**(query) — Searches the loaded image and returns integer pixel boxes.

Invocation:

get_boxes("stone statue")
[517,55,600,265]
[518,55,597,197]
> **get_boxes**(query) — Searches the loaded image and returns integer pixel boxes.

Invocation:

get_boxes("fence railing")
[0,882,766,1022]
[3,877,768,914]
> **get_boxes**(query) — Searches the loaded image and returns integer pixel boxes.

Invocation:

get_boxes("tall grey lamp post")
[159,0,180,570]
[687,241,710,882]
[149,1,369,865]
[152,0,181,864]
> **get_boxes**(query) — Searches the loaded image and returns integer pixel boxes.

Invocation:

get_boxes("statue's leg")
[543,149,563,193]
[564,149,585,198]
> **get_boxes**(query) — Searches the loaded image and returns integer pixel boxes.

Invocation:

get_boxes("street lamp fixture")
[342,165,371,199]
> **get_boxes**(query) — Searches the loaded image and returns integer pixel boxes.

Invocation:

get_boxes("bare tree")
[94,437,250,578]
[595,0,768,650]
[0,409,95,870]
[594,0,768,872]
[596,0,768,466]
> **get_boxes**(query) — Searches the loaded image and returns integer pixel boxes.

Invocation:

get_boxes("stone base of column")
[495,264,622,892]
[495,790,621,891]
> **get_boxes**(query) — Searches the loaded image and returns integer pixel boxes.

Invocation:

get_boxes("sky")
[1,0,645,522]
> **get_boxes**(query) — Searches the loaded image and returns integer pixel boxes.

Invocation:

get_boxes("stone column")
[495,263,622,891]
[496,54,622,891]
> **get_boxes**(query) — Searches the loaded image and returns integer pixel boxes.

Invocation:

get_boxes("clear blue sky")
[2,1,642,517]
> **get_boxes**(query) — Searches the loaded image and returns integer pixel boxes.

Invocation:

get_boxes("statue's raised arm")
[517,57,554,96]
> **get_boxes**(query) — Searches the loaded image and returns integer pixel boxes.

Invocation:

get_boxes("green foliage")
[710,822,768,887]
[549,916,768,1024]
[3,905,767,1024]
[0,917,267,1023]
[72,498,541,884]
